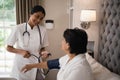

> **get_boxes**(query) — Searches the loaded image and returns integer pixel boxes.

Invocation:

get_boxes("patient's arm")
[47,58,60,69]
[21,58,60,73]
[21,61,48,73]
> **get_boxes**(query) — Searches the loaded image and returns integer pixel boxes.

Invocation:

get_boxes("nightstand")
[87,41,94,58]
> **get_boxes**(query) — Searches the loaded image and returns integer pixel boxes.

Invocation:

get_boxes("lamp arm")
[80,22,90,29]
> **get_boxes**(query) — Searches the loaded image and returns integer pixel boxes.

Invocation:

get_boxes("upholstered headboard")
[98,0,120,75]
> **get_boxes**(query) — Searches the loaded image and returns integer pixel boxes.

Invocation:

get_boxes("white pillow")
[86,53,120,80]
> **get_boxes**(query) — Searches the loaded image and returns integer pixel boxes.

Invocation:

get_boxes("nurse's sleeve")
[6,27,18,46]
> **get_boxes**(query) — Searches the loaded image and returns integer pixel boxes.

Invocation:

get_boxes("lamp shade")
[80,10,96,22]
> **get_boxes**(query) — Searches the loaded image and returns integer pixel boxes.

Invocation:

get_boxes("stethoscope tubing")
[30,54,41,62]
[30,53,51,75]
[30,53,51,62]
[22,23,42,46]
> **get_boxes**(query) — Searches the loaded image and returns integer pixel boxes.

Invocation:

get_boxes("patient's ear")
[66,43,70,50]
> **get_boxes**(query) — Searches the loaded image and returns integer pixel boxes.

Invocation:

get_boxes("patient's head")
[62,28,88,55]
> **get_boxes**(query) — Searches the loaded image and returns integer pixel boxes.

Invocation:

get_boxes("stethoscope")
[22,23,42,47]
[30,53,51,75]
[22,23,49,75]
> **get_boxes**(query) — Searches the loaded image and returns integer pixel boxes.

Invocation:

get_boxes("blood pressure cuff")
[47,58,60,69]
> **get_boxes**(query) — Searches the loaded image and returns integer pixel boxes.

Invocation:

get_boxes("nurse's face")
[61,38,69,52]
[29,12,44,26]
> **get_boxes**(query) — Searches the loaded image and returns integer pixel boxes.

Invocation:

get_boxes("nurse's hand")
[41,51,51,59]
[21,50,31,58]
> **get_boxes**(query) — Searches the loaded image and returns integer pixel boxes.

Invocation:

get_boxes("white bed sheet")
[86,53,120,80]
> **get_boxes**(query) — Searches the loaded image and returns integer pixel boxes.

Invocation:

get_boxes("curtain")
[15,0,41,24]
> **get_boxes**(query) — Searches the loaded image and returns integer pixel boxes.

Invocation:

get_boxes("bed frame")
[97,0,120,75]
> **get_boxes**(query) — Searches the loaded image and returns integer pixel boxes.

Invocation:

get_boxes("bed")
[88,0,120,80]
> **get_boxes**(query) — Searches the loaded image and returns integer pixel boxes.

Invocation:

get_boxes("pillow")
[86,53,120,80]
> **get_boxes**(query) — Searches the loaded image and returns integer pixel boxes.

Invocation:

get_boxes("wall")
[41,0,69,80]
[41,0,69,58]
[73,0,101,59]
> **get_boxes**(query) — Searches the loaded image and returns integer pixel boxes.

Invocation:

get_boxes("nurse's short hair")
[31,5,46,16]
[63,28,88,55]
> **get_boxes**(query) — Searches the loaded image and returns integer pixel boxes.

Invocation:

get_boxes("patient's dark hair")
[31,5,46,17]
[63,28,88,55]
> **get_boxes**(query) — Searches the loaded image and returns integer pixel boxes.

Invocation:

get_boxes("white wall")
[41,0,69,59]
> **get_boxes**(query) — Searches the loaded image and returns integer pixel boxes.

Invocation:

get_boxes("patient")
[21,28,94,80]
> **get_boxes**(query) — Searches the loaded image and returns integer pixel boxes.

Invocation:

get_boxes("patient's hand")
[21,62,48,73]
[21,64,34,73]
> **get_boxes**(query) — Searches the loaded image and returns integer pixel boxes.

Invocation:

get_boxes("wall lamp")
[80,10,96,29]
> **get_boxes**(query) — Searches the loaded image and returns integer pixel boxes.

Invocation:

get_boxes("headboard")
[98,0,120,75]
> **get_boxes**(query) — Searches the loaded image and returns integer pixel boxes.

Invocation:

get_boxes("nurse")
[21,28,94,80]
[6,5,49,80]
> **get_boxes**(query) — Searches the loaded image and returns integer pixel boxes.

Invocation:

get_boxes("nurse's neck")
[28,21,34,29]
